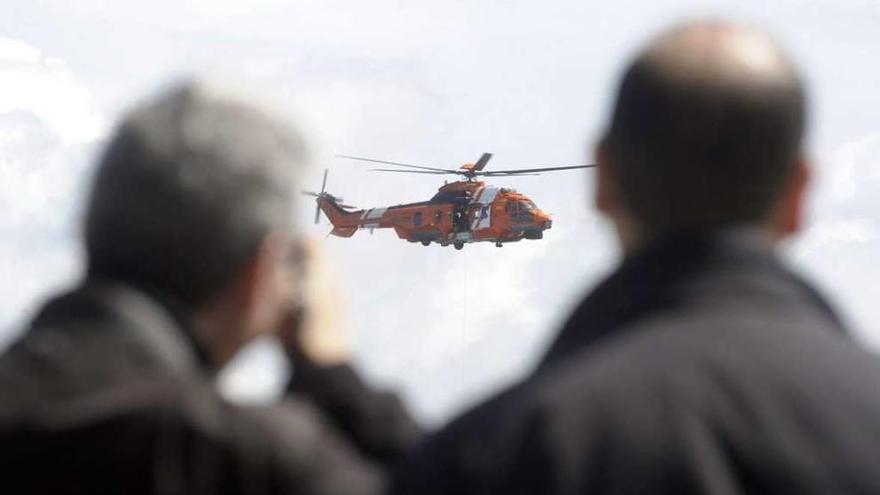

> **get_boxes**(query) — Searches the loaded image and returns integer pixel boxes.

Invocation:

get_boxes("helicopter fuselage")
[316,180,552,249]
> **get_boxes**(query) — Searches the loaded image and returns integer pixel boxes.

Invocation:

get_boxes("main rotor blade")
[472,152,493,171]
[481,164,596,175]
[370,168,452,175]
[301,191,320,197]
[320,169,328,195]
[337,154,457,173]
[480,172,541,176]
[314,203,321,225]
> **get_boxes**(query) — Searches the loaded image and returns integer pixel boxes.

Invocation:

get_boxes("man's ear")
[595,139,618,215]
[771,158,811,238]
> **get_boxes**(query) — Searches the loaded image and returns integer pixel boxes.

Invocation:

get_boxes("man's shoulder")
[0,337,360,493]
[0,287,311,487]
[533,308,880,450]
[541,302,875,413]
[0,283,212,395]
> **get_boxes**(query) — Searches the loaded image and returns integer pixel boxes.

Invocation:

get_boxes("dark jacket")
[0,282,419,495]
[392,229,880,494]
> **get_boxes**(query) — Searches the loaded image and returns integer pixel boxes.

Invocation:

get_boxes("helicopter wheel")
[495,241,503,248]
[421,240,431,246]
[454,241,464,250]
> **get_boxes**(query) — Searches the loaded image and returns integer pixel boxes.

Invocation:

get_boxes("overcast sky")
[1,0,878,424]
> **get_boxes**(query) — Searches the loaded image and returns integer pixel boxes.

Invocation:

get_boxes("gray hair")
[84,82,306,307]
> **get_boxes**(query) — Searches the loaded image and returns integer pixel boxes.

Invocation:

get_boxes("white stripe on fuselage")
[365,207,387,220]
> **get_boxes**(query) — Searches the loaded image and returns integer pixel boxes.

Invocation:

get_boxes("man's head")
[596,20,809,250]
[85,82,306,366]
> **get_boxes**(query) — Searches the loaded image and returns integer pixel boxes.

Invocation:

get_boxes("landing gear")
[454,241,464,250]
[495,241,503,248]
[421,240,431,246]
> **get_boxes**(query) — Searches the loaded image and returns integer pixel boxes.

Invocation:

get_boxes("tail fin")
[318,197,358,237]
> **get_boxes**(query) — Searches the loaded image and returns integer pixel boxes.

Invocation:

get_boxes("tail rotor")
[301,169,355,225]
[315,169,328,224]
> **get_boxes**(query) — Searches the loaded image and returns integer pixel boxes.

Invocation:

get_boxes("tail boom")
[318,198,395,237]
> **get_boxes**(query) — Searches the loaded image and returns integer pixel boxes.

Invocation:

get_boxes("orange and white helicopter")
[303,153,594,250]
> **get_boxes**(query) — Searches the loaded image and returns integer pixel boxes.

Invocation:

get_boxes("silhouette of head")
[597,21,807,245]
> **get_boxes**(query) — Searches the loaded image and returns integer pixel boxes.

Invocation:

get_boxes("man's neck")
[620,223,779,259]
[192,298,248,372]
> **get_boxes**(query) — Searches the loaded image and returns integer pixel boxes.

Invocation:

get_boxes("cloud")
[0,38,107,144]
[0,39,104,348]
[356,238,549,421]
[791,133,880,347]
[0,113,93,347]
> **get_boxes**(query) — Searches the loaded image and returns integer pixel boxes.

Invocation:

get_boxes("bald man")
[391,21,880,494]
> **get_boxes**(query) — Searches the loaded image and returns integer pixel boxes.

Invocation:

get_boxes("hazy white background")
[1,0,878,425]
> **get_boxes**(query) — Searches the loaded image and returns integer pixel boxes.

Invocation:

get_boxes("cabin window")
[434,210,442,224]
[514,201,535,222]
[413,212,423,226]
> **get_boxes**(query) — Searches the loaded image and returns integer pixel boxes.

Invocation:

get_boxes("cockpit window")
[519,200,535,211]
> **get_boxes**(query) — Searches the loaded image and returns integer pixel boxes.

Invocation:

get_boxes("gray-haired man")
[0,83,419,494]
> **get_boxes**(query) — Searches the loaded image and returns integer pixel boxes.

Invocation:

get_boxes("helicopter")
[303,153,594,250]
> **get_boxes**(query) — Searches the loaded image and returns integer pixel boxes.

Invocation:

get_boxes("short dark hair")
[84,82,306,307]
[602,21,806,236]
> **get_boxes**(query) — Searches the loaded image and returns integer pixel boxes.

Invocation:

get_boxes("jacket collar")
[31,280,212,378]
[537,227,845,373]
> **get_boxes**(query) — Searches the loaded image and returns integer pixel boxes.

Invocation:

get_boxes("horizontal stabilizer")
[330,227,357,238]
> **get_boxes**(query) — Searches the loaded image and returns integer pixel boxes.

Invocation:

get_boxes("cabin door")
[470,186,499,231]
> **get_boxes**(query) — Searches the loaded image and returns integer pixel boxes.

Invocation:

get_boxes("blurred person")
[392,20,880,494]
[0,82,419,494]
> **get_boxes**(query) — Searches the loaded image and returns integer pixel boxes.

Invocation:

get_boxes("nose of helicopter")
[536,210,552,229]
